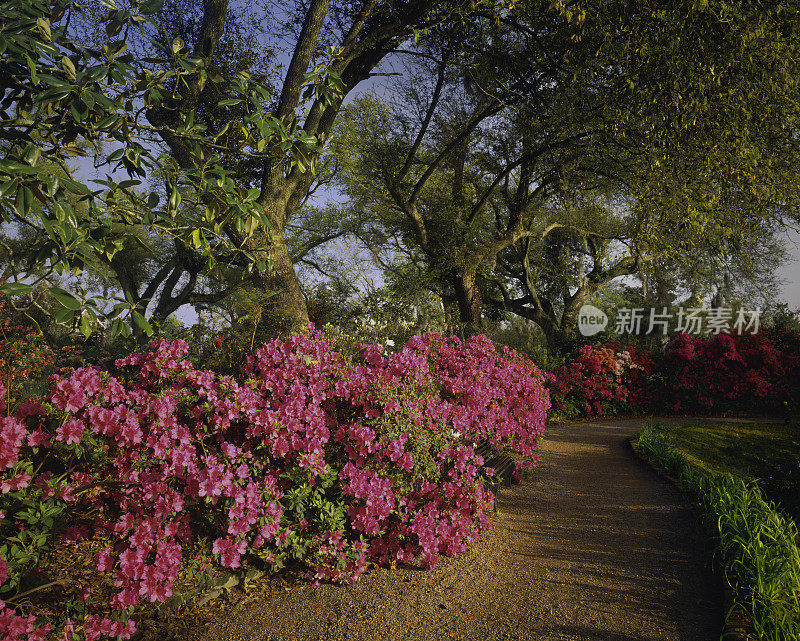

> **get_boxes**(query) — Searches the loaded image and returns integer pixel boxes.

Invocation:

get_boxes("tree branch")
[274,0,332,124]
[290,229,350,262]
[410,102,503,205]
[398,55,446,181]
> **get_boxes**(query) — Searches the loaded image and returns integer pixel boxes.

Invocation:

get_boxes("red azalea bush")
[653,331,795,413]
[546,345,641,418]
[771,329,800,412]
[0,330,549,639]
[0,297,56,406]
[548,330,800,418]
[618,346,655,407]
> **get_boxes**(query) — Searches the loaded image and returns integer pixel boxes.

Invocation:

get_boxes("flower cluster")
[546,345,631,418]
[652,331,798,413]
[0,295,56,410]
[0,329,549,639]
[0,606,49,641]
[546,330,800,418]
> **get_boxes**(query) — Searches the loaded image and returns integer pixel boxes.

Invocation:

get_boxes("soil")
[189,419,724,641]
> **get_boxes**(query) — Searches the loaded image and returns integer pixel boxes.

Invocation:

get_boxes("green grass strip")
[637,423,800,641]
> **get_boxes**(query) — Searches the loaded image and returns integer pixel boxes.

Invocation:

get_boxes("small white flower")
[385,339,395,347]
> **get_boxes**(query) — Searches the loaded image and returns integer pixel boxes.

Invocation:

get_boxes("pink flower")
[0,416,26,469]
[55,418,84,445]
[26,429,49,447]
[96,547,114,572]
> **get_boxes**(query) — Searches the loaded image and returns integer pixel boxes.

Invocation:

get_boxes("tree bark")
[254,225,310,334]
[452,269,484,337]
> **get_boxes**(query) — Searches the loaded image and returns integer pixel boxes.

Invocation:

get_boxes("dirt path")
[200,419,723,641]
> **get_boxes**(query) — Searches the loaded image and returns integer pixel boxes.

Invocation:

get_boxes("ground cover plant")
[636,422,800,641]
[0,328,549,640]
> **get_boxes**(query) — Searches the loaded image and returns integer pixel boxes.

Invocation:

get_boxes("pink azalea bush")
[0,330,549,639]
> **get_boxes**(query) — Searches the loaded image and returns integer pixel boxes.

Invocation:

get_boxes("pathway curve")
[201,419,724,641]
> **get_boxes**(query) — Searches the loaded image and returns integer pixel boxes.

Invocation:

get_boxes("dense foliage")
[0,0,320,338]
[655,332,800,413]
[0,329,548,639]
[546,345,651,418]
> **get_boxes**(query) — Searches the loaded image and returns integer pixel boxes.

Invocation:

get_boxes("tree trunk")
[501,301,578,355]
[224,191,311,337]
[452,270,484,337]
[542,322,579,355]
[252,225,309,335]
[554,289,598,353]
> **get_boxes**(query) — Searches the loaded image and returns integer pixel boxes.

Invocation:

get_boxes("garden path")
[200,419,724,641]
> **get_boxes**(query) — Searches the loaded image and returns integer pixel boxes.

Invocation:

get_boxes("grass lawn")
[651,420,800,522]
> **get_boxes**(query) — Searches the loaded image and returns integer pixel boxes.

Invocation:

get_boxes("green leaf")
[106,20,123,37]
[70,101,84,123]
[15,188,33,215]
[25,56,38,84]
[50,286,82,311]
[79,314,92,339]
[43,176,60,197]
[131,311,153,336]
[22,145,40,166]
[109,317,125,339]
[61,56,76,79]
[95,114,117,130]
[54,308,75,324]
[168,187,181,211]
[140,0,165,14]
[244,216,258,236]
[86,66,108,83]
[0,180,15,197]
[0,282,33,296]
[0,161,38,175]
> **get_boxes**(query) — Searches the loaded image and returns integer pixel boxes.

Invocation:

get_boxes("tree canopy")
[1,0,798,344]
[333,0,800,340]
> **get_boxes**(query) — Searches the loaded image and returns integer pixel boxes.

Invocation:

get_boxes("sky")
[777,228,800,309]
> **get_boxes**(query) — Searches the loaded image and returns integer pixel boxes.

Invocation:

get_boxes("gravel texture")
[197,419,723,641]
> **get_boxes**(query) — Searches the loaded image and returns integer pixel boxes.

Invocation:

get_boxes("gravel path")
[200,419,723,641]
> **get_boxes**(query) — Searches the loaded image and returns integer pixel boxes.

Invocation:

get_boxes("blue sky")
[777,228,800,309]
